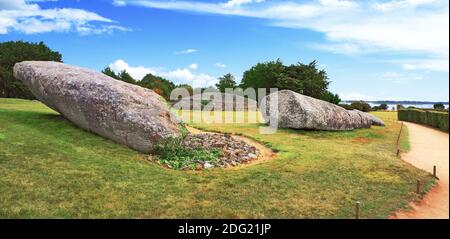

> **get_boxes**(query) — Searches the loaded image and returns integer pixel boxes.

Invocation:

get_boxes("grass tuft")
[154,134,220,170]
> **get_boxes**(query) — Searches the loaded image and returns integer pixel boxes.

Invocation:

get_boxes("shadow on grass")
[0,107,125,151]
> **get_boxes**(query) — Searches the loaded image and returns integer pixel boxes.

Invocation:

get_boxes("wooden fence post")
[355,201,360,219]
[396,122,404,157]
[416,179,421,194]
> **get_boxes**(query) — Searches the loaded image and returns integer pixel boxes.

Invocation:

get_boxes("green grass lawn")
[0,98,433,218]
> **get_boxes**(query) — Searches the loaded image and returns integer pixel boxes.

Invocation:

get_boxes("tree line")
[213,60,341,104]
[100,59,342,105]
[2,41,348,106]
[0,41,62,98]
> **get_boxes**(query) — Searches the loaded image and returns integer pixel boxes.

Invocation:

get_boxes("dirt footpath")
[391,122,449,219]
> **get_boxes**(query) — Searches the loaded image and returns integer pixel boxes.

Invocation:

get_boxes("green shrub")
[321,91,341,105]
[433,103,446,110]
[398,109,449,132]
[338,103,353,110]
[371,106,381,111]
[154,134,220,170]
[201,99,211,107]
[350,101,372,112]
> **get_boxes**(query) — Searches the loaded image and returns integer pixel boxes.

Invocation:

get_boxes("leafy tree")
[101,67,180,99]
[350,101,372,112]
[117,70,136,84]
[240,59,285,94]
[152,88,164,97]
[101,67,136,84]
[176,84,193,96]
[379,103,388,110]
[139,73,175,99]
[215,73,237,92]
[372,103,388,111]
[240,59,337,103]
[101,66,119,80]
[0,41,62,99]
[397,104,405,110]
[321,91,341,105]
[279,60,329,100]
[274,75,303,94]
[339,103,353,110]
[434,103,445,110]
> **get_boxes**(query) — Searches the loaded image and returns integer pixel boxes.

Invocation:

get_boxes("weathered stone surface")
[347,109,373,128]
[261,90,384,130]
[14,61,181,153]
[361,111,386,126]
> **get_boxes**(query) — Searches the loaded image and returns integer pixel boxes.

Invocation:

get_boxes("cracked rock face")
[261,90,385,130]
[14,61,181,153]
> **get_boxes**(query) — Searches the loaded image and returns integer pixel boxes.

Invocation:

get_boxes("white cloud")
[223,0,264,8]
[163,70,217,88]
[76,25,130,35]
[188,63,198,70]
[174,48,197,54]
[382,72,400,78]
[214,62,227,68]
[400,58,449,72]
[123,0,449,72]
[0,0,127,34]
[109,59,159,80]
[162,69,217,87]
[112,0,126,7]
[163,68,194,81]
[24,0,58,2]
[310,43,369,55]
[372,0,439,11]
[380,71,424,83]
[108,59,217,88]
[319,0,358,8]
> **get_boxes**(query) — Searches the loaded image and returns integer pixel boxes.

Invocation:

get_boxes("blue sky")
[0,0,448,101]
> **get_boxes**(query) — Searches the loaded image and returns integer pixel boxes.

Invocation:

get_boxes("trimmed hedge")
[398,108,449,132]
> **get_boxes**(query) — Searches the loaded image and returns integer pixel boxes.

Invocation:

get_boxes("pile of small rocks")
[183,133,259,168]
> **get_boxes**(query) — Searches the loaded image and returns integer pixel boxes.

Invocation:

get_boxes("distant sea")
[341,101,449,110]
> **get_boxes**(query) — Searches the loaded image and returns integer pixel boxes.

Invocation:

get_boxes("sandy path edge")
[390,122,449,219]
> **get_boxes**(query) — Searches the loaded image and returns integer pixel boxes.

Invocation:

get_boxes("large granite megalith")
[261,90,385,130]
[14,61,181,153]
